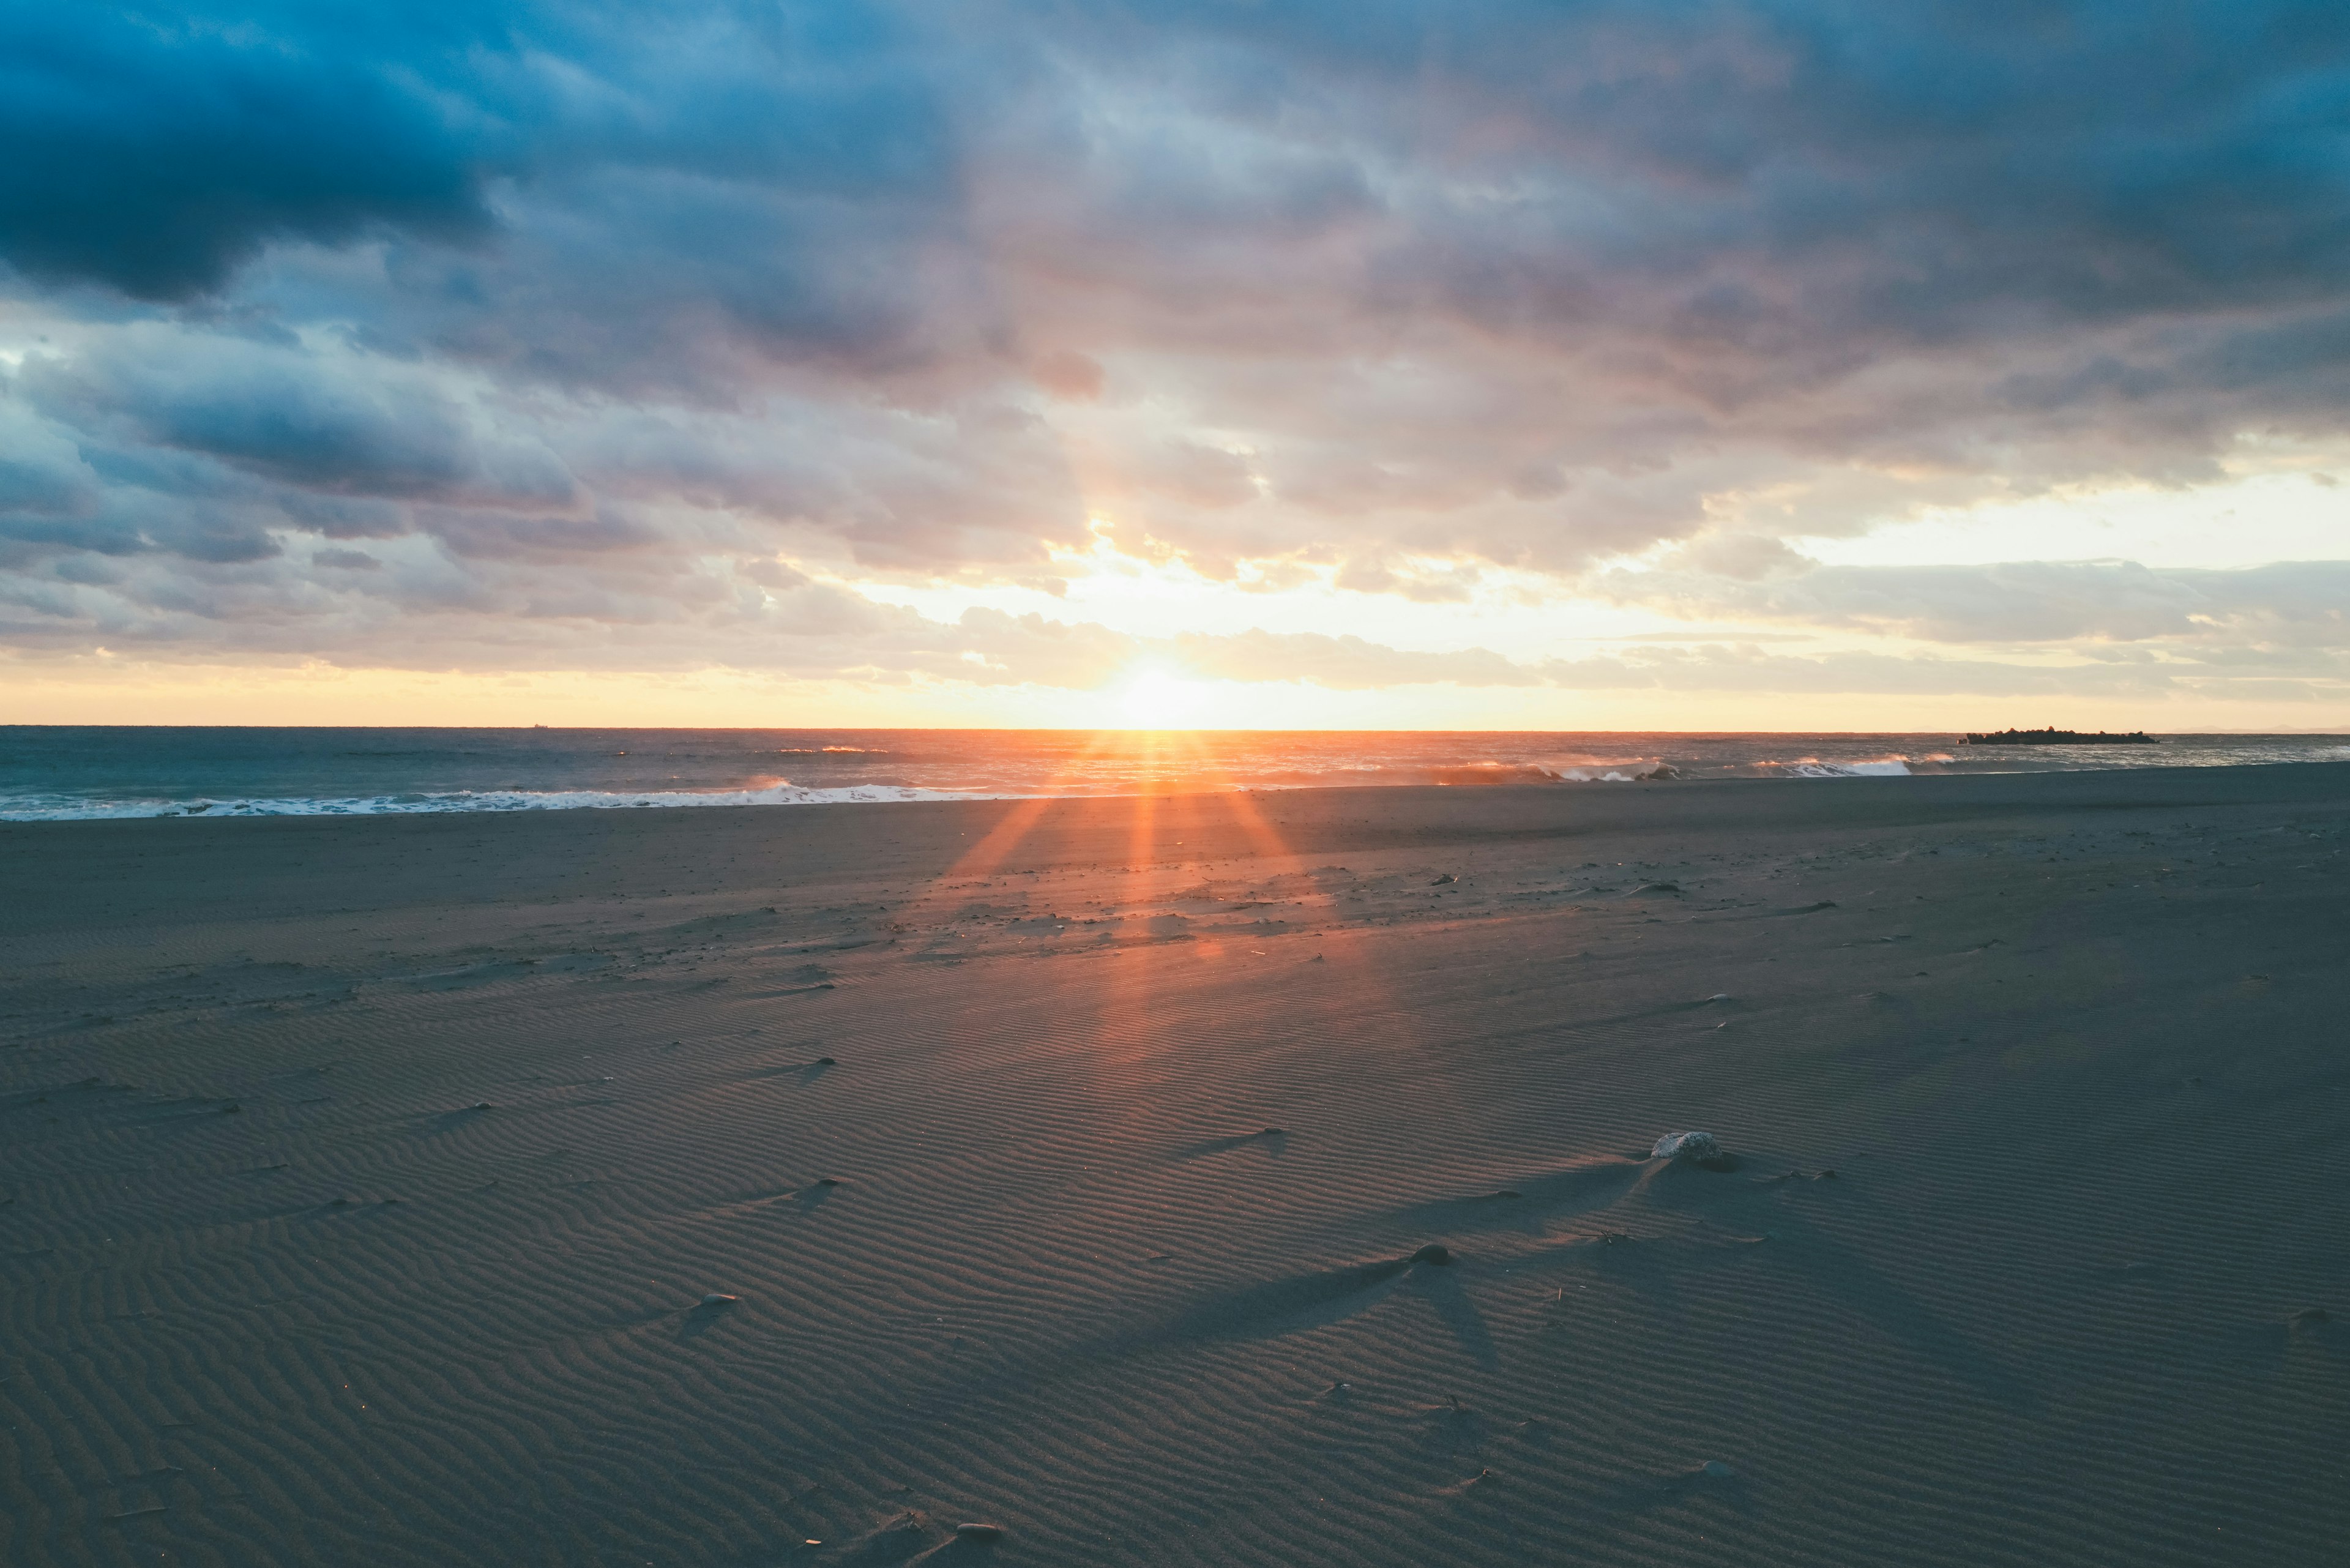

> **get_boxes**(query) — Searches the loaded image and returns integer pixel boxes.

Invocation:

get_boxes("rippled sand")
[4,766,2346,1566]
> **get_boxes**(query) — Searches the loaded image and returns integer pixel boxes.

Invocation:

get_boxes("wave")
[32,736,2349,821]
[1548,763,1671,783]
[1770,757,1914,778]
[0,781,1015,823]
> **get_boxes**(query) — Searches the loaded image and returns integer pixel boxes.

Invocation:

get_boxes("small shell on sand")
[955,1522,1004,1541]
[700,1293,738,1307]
[1412,1244,1455,1266]
[1652,1130,1722,1162]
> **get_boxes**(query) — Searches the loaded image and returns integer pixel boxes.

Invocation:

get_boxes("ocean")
[4,726,2347,822]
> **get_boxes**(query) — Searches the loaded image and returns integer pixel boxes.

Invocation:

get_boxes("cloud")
[1169,627,1534,689]
[5,1,2350,700]
[1602,556,2350,645]
[26,331,580,509]
[0,7,494,299]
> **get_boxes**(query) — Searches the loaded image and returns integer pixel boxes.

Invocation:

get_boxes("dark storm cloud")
[6,1,2350,690]
[1117,0,2350,335]
[0,7,494,299]
[0,2,971,366]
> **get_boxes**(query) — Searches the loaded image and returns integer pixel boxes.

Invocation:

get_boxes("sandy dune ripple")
[4,768,2347,1565]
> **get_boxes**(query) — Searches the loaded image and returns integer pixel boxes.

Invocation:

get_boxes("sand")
[3,764,2347,1566]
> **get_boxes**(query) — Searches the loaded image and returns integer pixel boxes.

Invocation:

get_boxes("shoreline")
[1,749,2347,821]
[6,731,2347,823]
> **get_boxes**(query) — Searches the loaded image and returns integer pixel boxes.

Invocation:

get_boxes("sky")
[3,1,2349,730]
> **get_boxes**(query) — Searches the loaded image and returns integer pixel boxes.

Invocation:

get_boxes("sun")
[1114,666,1214,729]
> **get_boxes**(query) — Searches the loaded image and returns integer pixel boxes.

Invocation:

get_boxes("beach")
[4,764,2346,1567]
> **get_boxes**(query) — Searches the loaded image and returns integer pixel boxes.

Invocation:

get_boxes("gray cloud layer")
[1608,557,2350,644]
[6,2,2350,696]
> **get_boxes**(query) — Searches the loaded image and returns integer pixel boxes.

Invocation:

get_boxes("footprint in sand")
[1171,1127,1289,1159]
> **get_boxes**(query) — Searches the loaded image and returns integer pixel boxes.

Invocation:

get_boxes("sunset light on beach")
[5,6,2349,1567]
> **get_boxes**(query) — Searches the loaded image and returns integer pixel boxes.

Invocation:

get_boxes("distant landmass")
[1961,727,2157,745]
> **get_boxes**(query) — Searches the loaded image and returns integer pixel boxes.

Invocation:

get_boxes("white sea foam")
[10,731,2341,822]
[0,782,1020,823]
[1541,752,1915,781]
[1534,755,1665,782]
[1773,757,1914,778]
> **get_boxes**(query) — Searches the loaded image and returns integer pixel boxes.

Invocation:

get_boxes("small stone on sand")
[472,1101,493,1110]
[700,1293,737,1307]
[1701,1460,1735,1479]
[815,1056,836,1066]
[955,1522,1004,1541]
[1708,993,1731,1002]
[1651,1130,1723,1163]
[1412,1244,1455,1266]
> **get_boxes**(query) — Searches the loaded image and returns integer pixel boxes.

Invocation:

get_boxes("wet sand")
[4,765,2348,1566]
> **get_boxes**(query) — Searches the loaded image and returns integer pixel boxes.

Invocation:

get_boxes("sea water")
[1,726,2346,821]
